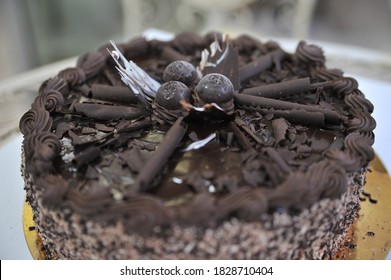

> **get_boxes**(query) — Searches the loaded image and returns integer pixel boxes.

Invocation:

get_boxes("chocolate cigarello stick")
[253,108,326,127]
[161,46,189,63]
[242,78,334,98]
[73,103,149,120]
[242,77,310,98]
[234,93,342,125]
[90,84,139,104]
[239,49,287,82]
[135,117,187,192]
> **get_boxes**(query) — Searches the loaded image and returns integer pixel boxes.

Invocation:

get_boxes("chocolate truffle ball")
[163,60,197,85]
[194,73,234,105]
[155,81,191,110]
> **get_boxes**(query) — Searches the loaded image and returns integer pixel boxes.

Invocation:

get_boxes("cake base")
[23,155,391,260]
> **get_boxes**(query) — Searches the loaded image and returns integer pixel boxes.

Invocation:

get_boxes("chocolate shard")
[135,117,187,192]
[234,117,264,145]
[229,121,253,150]
[119,147,144,173]
[199,35,240,90]
[73,103,149,121]
[272,118,289,144]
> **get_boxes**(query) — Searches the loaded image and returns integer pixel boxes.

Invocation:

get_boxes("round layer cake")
[20,32,375,259]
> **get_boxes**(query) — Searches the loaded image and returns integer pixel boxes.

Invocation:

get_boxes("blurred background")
[1,0,391,80]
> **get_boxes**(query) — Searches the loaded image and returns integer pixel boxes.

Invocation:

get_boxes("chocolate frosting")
[295,41,325,67]
[333,77,359,96]
[36,175,69,208]
[77,51,106,80]
[25,132,61,176]
[344,91,374,113]
[20,32,376,234]
[172,32,208,54]
[269,160,347,209]
[39,76,69,96]
[58,67,86,87]
[32,89,64,113]
[19,107,52,136]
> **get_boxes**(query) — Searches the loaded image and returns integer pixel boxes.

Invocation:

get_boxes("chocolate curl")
[234,93,343,125]
[135,117,187,192]
[161,46,189,63]
[116,118,152,133]
[89,84,139,104]
[242,77,333,98]
[73,103,149,121]
[239,49,287,82]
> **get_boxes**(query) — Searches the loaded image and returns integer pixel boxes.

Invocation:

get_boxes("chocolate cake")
[19,32,376,259]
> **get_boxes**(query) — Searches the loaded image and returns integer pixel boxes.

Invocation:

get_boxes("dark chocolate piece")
[242,77,333,98]
[161,46,189,63]
[135,117,187,192]
[163,60,197,85]
[155,81,191,110]
[89,84,139,104]
[234,93,343,125]
[239,49,287,82]
[201,37,240,90]
[73,103,149,120]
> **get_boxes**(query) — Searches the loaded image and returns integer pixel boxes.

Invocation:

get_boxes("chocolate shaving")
[234,117,264,145]
[229,121,253,150]
[119,147,144,173]
[272,118,289,144]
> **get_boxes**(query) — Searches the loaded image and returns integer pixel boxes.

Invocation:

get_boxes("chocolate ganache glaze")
[20,33,375,235]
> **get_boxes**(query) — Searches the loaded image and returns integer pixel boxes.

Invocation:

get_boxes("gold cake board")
[23,155,391,260]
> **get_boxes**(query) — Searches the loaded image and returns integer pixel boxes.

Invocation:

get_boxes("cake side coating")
[19,32,375,259]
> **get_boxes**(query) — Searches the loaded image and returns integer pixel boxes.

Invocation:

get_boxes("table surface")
[1,31,390,260]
